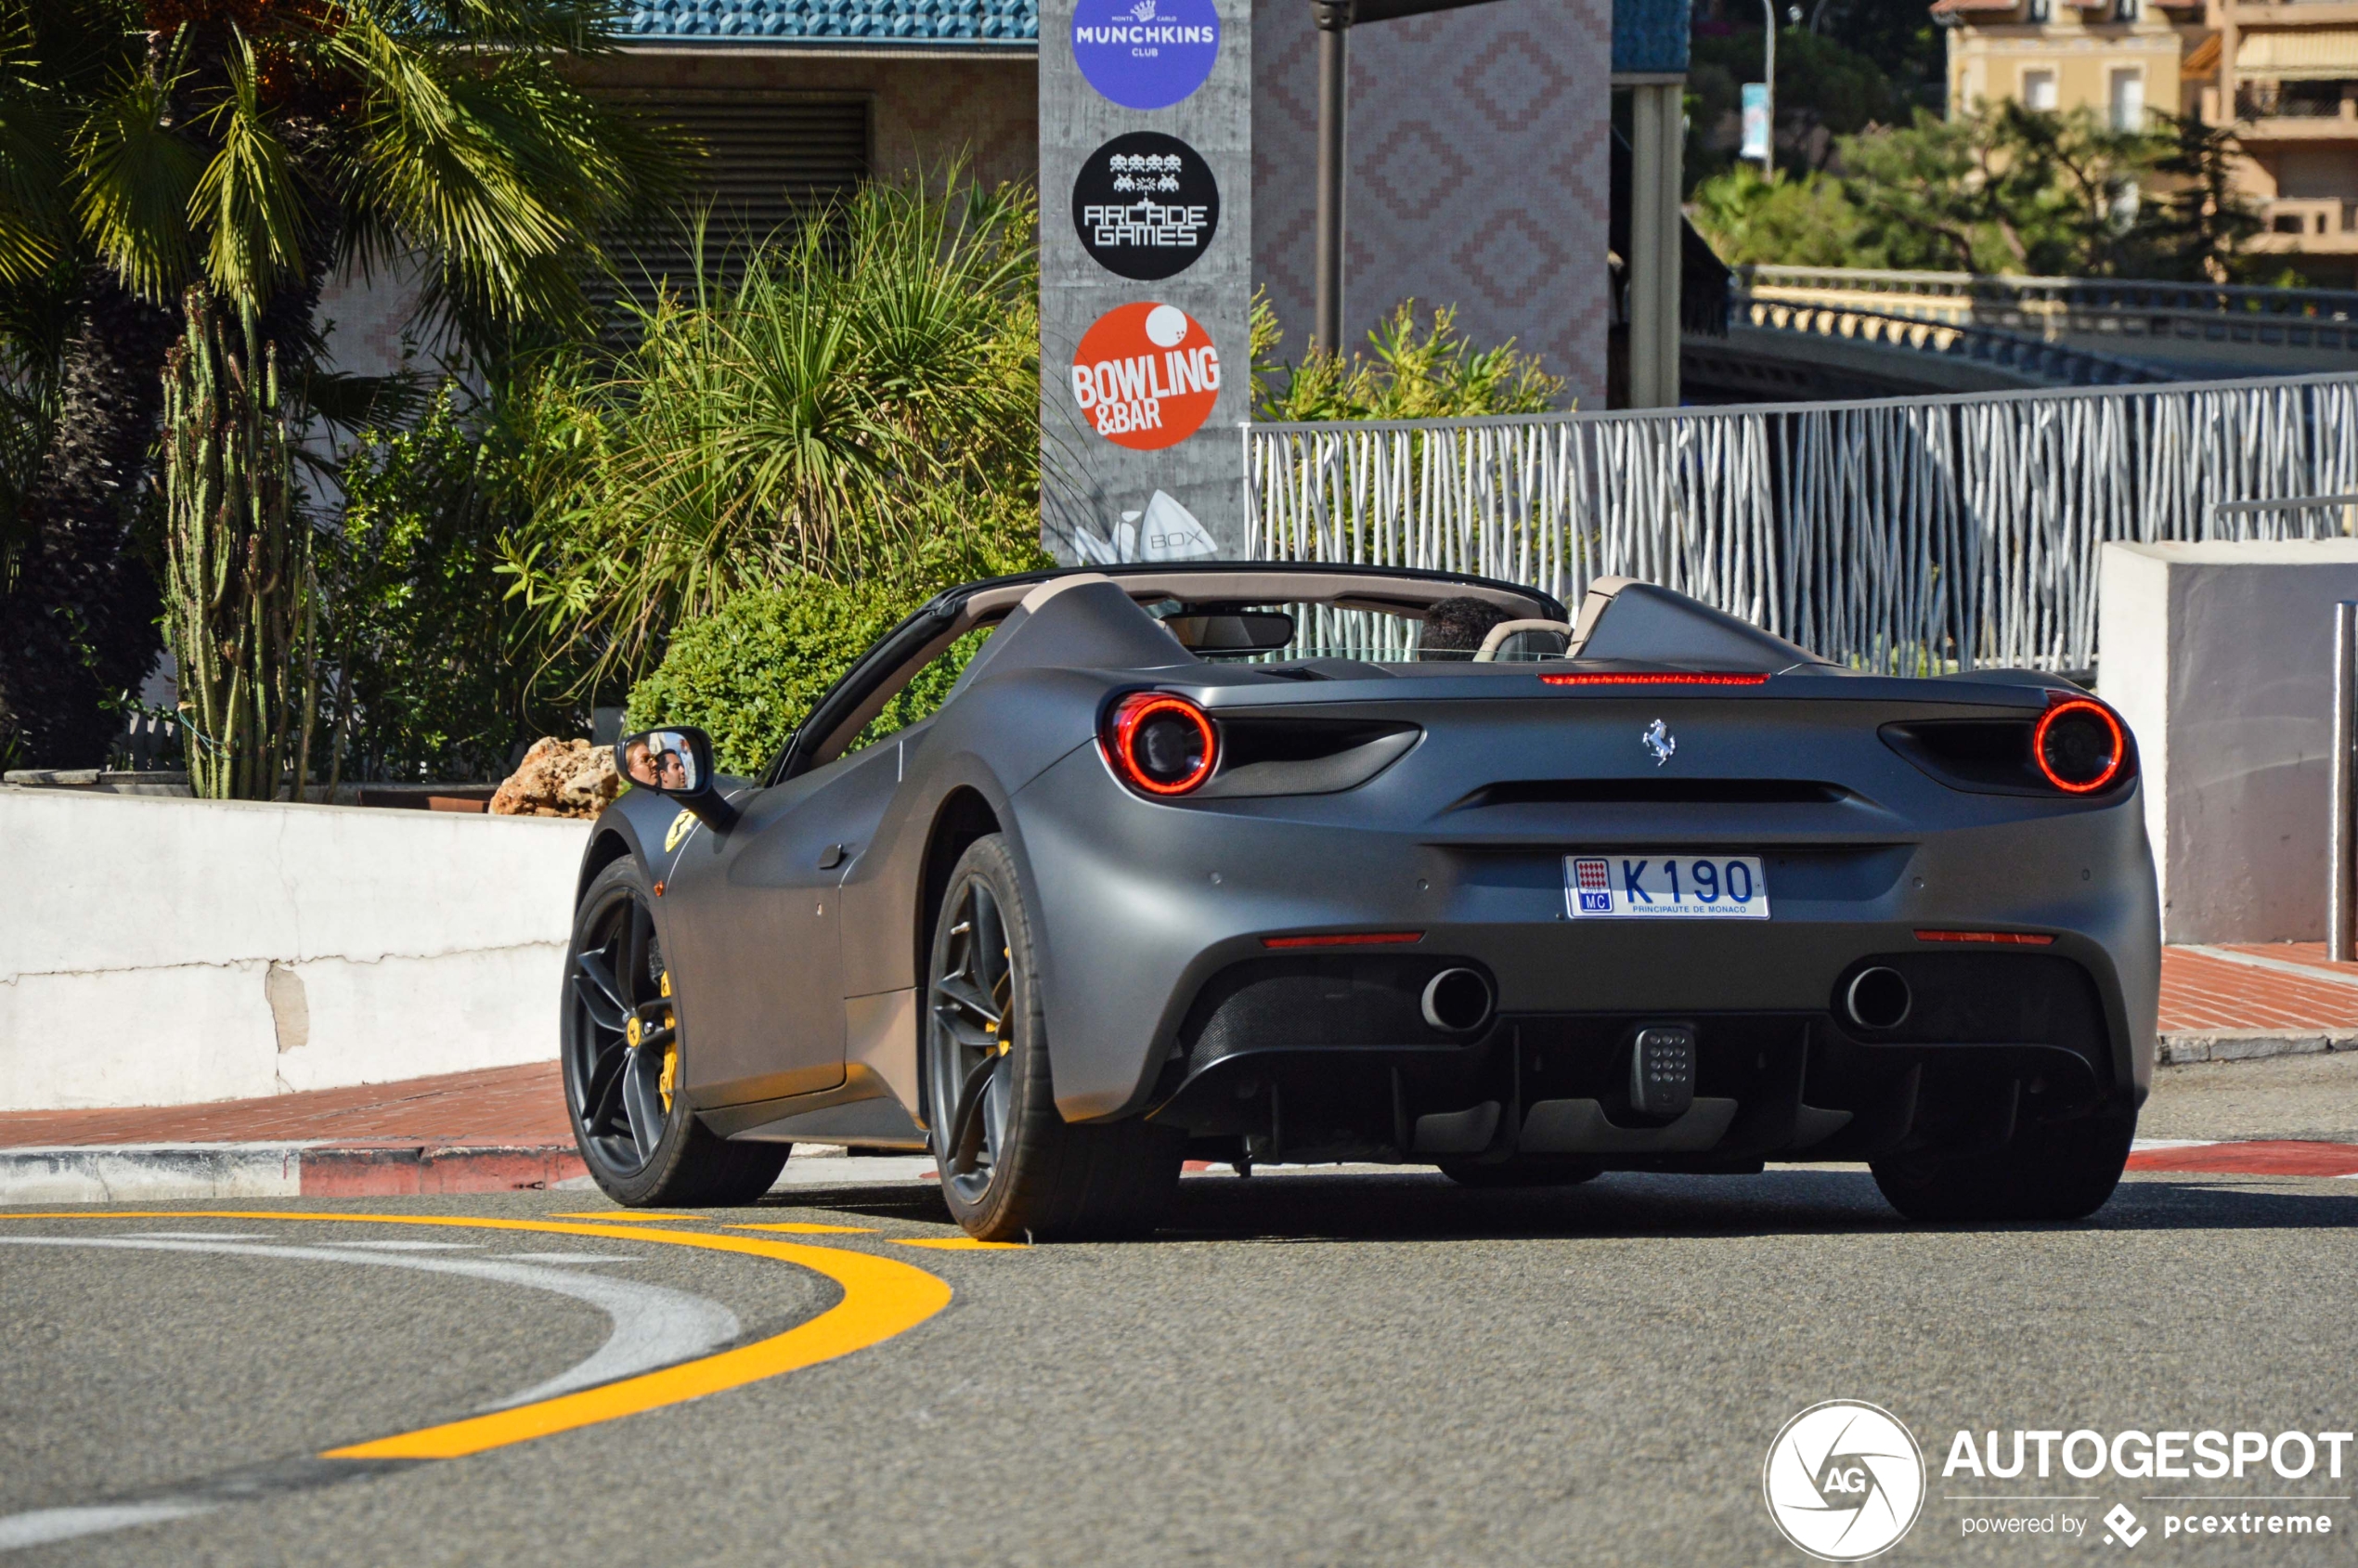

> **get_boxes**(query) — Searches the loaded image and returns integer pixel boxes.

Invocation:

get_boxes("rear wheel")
[1438,1158,1604,1189]
[563,858,788,1206]
[1871,1109,2134,1223]
[926,835,1183,1240]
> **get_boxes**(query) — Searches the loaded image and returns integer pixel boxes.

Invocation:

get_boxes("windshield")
[1144,601,1570,665]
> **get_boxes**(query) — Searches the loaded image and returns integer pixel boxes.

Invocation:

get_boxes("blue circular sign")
[1071,0,1221,111]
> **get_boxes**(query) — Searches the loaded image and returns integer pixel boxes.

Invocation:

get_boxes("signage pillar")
[1040,0,1253,562]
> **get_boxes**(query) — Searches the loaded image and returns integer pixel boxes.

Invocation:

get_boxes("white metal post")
[2333,601,2357,961]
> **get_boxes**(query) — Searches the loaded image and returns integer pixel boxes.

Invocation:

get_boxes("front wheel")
[1871,1110,2134,1223]
[563,857,788,1206]
[925,835,1182,1240]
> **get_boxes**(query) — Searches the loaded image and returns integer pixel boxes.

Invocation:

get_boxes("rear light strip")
[1915,929,2055,946]
[1538,672,1770,687]
[1262,931,1425,949]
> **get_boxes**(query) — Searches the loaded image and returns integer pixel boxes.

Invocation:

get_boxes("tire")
[562,857,789,1207]
[926,835,1184,1240]
[1871,1108,2134,1223]
[1438,1158,1604,1189]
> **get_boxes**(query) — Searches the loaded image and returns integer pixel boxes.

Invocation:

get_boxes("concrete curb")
[2157,1030,2358,1066]
[0,1143,589,1206]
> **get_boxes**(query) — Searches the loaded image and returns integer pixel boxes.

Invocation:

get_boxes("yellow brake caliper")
[656,970,678,1111]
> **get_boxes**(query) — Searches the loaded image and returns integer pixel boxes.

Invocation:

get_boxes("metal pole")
[1760,0,1776,178]
[2333,600,2357,960]
[1313,0,1351,356]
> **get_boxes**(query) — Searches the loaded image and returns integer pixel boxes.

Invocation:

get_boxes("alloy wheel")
[566,885,677,1177]
[928,873,1016,1204]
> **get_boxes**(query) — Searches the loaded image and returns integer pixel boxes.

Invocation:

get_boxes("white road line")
[333,1240,486,1251]
[118,1232,269,1240]
[0,1236,740,1409]
[2181,944,2358,991]
[0,1502,221,1551]
[490,1252,645,1263]
[0,1236,746,1554]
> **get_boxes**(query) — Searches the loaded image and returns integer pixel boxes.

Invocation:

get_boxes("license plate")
[1563,854,1770,920]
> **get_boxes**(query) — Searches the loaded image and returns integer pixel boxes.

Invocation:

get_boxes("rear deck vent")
[1458,778,1851,809]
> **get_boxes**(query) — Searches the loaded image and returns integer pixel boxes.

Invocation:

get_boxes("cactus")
[161,291,316,801]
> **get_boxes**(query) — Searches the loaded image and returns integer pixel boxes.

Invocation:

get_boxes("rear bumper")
[1011,746,2160,1131]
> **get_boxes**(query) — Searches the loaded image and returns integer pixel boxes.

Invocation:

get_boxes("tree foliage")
[0,0,670,768]
[500,172,1043,691]
[1689,102,2271,280]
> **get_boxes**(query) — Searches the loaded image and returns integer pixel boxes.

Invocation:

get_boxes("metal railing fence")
[1243,370,2358,675]
[1734,298,2172,388]
[1741,266,2358,354]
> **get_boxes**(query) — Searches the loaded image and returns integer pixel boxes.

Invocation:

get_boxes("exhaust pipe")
[1421,968,1496,1033]
[1845,966,1912,1030]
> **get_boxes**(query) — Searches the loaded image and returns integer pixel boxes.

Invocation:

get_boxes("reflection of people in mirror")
[657,747,689,792]
[624,739,654,787]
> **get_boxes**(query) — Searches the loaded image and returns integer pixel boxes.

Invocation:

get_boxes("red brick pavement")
[2157,942,2358,1033]
[0,1062,569,1149]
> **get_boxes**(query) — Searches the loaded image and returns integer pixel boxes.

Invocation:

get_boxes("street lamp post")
[1760,0,1776,177]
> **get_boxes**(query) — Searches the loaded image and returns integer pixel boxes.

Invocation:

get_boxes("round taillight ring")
[2033,698,2126,794]
[1105,693,1218,797]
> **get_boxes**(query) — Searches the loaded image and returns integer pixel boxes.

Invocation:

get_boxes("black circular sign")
[1070,132,1221,282]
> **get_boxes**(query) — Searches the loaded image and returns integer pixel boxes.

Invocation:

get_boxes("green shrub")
[326,381,589,782]
[1250,296,1565,422]
[625,489,1048,774]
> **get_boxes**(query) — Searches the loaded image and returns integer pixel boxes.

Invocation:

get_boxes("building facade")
[321,0,1613,396]
[1934,0,2358,285]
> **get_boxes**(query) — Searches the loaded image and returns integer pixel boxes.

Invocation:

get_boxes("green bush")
[325,381,588,783]
[1250,296,1564,421]
[625,490,1048,774]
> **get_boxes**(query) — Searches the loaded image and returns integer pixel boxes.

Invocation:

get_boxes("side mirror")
[616,726,737,831]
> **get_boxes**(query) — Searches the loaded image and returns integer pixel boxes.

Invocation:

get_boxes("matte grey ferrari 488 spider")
[564,564,2158,1238]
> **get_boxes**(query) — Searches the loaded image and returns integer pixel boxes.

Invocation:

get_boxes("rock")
[489,738,621,819]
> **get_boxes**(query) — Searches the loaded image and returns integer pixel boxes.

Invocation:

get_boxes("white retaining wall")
[0,791,590,1111]
[2099,538,2358,944]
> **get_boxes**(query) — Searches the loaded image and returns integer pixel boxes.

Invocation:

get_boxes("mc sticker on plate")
[1565,854,1770,919]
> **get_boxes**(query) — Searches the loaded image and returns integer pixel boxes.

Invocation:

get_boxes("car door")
[665,738,906,1107]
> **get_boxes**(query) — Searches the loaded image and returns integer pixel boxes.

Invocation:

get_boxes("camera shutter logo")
[1071,132,1220,281]
[1763,1401,1925,1562]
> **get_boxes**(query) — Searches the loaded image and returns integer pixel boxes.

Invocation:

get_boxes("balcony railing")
[1741,265,2358,348]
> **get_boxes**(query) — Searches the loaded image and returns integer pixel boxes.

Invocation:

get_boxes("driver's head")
[657,749,688,790]
[1420,597,1513,660]
[624,740,653,785]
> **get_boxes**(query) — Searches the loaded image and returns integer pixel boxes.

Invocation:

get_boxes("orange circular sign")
[1069,302,1222,450]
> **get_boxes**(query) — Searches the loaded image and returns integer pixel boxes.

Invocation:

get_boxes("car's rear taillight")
[1103,693,1218,797]
[2034,697,2126,794]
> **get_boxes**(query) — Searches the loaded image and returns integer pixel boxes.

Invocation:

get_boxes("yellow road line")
[727,1222,877,1235]
[891,1237,1028,1251]
[545,1212,715,1224]
[0,1211,950,1461]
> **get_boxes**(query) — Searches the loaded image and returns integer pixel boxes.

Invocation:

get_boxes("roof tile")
[624,0,1040,42]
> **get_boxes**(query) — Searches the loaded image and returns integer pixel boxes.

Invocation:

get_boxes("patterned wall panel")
[1251,0,1610,402]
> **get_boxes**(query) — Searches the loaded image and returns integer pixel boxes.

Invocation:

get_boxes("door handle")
[818,843,848,869]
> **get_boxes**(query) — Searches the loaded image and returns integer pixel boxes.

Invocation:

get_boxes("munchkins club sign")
[1069,301,1222,450]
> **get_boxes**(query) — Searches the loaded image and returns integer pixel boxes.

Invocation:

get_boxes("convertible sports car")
[564,564,2159,1238]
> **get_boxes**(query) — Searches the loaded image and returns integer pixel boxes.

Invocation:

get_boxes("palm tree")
[0,0,672,767]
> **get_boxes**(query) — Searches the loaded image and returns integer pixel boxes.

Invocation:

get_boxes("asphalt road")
[5,1059,2356,1568]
